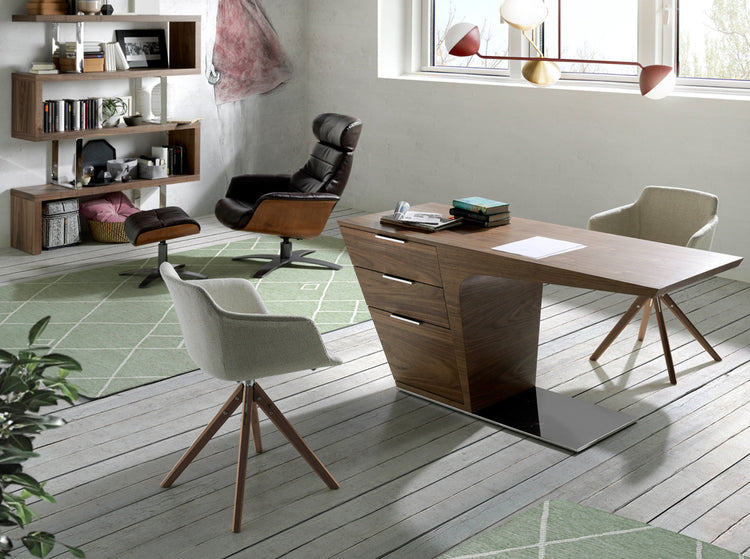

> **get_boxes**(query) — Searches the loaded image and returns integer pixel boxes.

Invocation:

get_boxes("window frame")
[419,0,750,94]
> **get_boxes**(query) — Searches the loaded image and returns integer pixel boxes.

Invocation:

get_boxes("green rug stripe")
[0,235,369,398]
[440,500,747,559]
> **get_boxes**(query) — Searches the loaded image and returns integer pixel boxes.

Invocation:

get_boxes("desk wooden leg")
[591,296,650,362]
[654,297,677,385]
[638,298,653,341]
[661,294,722,362]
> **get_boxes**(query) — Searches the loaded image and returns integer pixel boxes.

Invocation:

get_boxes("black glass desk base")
[402,387,636,453]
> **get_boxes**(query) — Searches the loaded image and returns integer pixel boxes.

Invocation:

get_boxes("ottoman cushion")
[124,207,200,246]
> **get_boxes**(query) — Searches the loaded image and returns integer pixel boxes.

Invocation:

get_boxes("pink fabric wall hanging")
[212,0,292,104]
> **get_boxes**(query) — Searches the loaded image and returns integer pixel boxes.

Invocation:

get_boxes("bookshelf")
[10,14,202,255]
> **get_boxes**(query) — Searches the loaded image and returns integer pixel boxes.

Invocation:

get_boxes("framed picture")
[115,29,168,68]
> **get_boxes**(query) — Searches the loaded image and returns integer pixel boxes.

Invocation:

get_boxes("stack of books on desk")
[450,196,511,227]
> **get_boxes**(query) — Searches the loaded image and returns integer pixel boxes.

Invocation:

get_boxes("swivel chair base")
[120,240,207,288]
[233,237,342,278]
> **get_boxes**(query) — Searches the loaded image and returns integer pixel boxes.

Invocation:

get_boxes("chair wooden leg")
[653,297,677,385]
[252,383,339,490]
[161,383,245,488]
[638,298,653,341]
[233,383,253,533]
[250,396,262,453]
[661,294,722,362]
[591,296,650,362]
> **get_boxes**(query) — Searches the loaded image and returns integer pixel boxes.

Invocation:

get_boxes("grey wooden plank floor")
[2,208,749,558]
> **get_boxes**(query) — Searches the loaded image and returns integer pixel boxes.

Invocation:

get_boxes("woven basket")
[88,220,129,243]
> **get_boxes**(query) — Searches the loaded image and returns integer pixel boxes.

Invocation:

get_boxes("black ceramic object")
[100,4,114,15]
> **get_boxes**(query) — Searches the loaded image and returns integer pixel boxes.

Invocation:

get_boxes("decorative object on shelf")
[77,0,102,15]
[123,114,142,126]
[137,77,161,122]
[211,0,291,103]
[115,29,168,68]
[100,3,114,15]
[101,96,128,127]
[26,0,69,15]
[446,0,676,99]
[81,139,116,186]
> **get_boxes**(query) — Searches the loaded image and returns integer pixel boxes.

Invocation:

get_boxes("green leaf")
[0,349,15,363]
[65,544,86,558]
[22,531,55,558]
[27,317,50,346]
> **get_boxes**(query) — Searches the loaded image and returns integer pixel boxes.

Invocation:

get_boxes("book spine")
[452,199,507,215]
[96,98,103,128]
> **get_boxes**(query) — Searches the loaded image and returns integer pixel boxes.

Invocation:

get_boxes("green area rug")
[440,500,747,559]
[0,235,369,398]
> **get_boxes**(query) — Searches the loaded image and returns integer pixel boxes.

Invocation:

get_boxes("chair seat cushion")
[79,192,140,223]
[124,207,200,246]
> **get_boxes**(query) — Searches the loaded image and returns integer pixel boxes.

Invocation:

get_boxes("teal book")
[452,196,510,215]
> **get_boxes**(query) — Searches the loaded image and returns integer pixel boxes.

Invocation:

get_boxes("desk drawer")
[355,267,449,328]
[370,307,463,404]
[341,227,442,286]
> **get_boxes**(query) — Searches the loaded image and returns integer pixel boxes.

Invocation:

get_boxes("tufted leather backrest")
[290,113,362,196]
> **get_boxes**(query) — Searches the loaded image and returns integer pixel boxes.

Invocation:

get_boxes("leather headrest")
[312,113,362,152]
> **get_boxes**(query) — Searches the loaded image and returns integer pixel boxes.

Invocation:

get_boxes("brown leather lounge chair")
[214,113,363,278]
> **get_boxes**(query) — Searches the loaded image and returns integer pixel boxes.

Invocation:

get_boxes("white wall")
[0,0,308,246]
[305,0,750,281]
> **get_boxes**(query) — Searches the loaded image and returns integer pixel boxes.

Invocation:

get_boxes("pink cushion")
[79,192,140,223]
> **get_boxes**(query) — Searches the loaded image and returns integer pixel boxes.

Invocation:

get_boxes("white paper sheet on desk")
[492,236,586,259]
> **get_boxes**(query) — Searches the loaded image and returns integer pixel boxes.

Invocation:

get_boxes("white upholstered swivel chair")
[158,262,342,532]
[587,185,721,384]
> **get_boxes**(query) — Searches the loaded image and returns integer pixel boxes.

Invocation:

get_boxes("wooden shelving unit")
[10,14,202,255]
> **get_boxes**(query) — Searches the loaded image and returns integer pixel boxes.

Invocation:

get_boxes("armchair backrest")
[635,185,719,249]
[290,113,362,196]
[160,263,342,382]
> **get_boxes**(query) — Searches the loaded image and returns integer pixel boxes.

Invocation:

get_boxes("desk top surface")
[339,203,743,296]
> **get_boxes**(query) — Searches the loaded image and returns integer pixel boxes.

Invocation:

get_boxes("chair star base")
[119,239,206,288]
[233,237,342,278]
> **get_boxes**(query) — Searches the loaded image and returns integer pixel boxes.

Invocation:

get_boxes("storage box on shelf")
[42,199,80,248]
[9,14,202,255]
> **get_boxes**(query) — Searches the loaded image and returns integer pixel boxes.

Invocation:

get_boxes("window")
[426,0,750,91]
[433,0,509,72]
[677,0,750,82]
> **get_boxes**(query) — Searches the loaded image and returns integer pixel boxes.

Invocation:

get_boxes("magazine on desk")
[380,201,463,232]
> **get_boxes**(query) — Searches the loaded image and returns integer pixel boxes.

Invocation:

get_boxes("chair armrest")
[215,312,342,380]
[587,203,637,236]
[226,174,292,203]
[687,215,719,250]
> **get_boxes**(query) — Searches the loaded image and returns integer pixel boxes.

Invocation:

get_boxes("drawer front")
[341,226,442,286]
[370,307,463,404]
[355,267,449,328]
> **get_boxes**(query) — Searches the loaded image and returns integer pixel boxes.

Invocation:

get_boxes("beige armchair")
[587,185,721,384]
[158,262,342,532]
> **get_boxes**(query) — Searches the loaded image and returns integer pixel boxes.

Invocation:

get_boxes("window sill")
[382,70,750,103]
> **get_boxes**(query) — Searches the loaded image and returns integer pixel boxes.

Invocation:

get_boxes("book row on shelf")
[43,98,109,133]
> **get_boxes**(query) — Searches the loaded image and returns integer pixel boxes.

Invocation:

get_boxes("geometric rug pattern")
[0,234,369,398]
[439,500,747,559]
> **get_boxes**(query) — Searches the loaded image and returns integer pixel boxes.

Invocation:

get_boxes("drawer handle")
[382,274,413,285]
[390,314,422,326]
[375,234,406,244]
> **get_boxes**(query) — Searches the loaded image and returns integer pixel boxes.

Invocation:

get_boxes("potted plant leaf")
[101,97,128,128]
[0,317,85,558]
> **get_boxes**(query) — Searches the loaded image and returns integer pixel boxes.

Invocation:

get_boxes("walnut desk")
[339,203,742,452]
